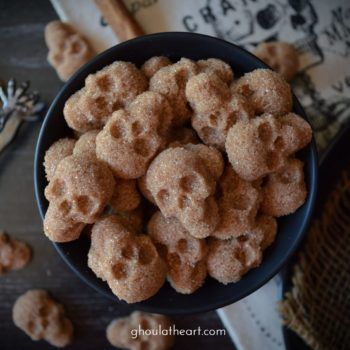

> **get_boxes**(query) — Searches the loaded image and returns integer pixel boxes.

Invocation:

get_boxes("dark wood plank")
[0,1,234,349]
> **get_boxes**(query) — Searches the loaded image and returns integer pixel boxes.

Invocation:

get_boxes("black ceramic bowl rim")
[34,32,318,315]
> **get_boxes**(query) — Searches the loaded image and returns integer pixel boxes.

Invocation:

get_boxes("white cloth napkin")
[50,1,350,349]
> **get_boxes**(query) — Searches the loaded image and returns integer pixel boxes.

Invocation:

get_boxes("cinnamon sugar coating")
[225,113,312,181]
[64,61,148,132]
[186,72,253,149]
[261,158,307,217]
[43,202,85,242]
[150,58,198,126]
[254,42,299,81]
[148,211,207,294]
[207,235,262,284]
[211,166,261,239]
[96,91,173,179]
[145,146,221,238]
[45,154,115,224]
[197,58,234,84]
[13,290,73,347]
[45,20,95,81]
[0,231,31,274]
[110,179,141,212]
[44,138,76,181]
[231,69,292,116]
[141,56,172,79]
[73,129,99,156]
[106,311,174,350]
[88,215,166,303]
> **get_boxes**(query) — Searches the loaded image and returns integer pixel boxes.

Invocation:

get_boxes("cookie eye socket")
[111,262,128,280]
[74,195,97,215]
[258,123,273,143]
[176,239,188,254]
[49,179,66,198]
[137,244,155,265]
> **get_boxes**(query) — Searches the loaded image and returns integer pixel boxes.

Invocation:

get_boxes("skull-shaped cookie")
[261,158,307,217]
[44,138,76,181]
[186,72,253,150]
[145,146,221,238]
[44,202,85,242]
[148,211,208,294]
[225,113,312,181]
[226,114,285,181]
[197,58,234,84]
[279,113,313,155]
[211,166,261,239]
[0,231,31,274]
[107,311,174,350]
[96,91,173,179]
[141,56,172,79]
[231,69,292,116]
[207,235,262,285]
[254,42,299,82]
[250,214,278,250]
[149,58,198,126]
[64,61,148,132]
[45,154,115,224]
[13,290,73,348]
[45,20,95,81]
[88,215,166,303]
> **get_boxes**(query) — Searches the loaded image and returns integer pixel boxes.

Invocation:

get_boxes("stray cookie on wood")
[45,20,95,81]
[13,289,73,347]
[0,231,31,274]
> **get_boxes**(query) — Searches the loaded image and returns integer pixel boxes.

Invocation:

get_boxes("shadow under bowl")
[34,32,318,315]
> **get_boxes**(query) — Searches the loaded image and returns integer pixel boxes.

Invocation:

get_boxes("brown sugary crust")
[207,235,262,284]
[45,154,115,225]
[186,72,253,150]
[73,130,99,157]
[95,91,173,179]
[231,69,292,116]
[211,166,261,239]
[197,58,234,84]
[225,113,312,181]
[261,158,307,217]
[12,289,73,347]
[44,138,76,181]
[88,215,166,303]
[148,211,207,294]
[43,202,85,242]
[149,58,198,127]
[0,232,31,274]
[145,146,221,238]
[109,179,141,212]
[64,61,148,132]
[106,311,174,350]
[254,42,299,82]
[45,20,95,82]
[141,56,172,79]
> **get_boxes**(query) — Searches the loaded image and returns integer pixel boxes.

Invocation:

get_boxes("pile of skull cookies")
[42,46,312,304]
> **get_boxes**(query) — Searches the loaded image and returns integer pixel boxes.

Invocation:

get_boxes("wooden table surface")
[0,1,234,349]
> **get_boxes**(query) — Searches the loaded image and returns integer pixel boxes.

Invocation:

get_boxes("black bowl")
[34,32,318,315]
